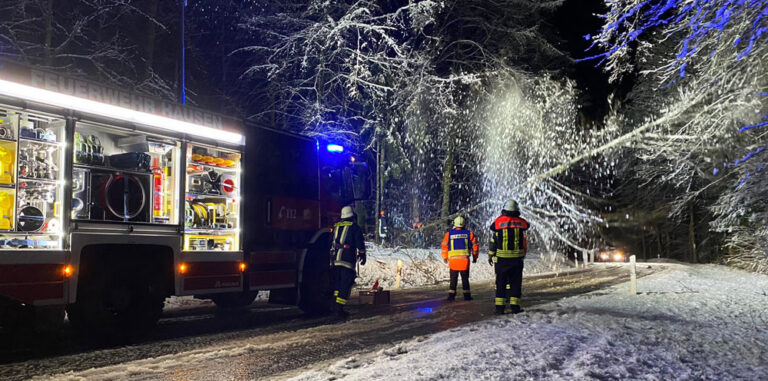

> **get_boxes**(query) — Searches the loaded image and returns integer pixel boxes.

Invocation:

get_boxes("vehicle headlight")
[613,252,624,261]
[600,253,609,260]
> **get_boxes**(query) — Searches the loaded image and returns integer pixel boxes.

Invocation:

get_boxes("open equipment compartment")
[0,105,66,250]
[184,143,241,251]
[72,121,180,225]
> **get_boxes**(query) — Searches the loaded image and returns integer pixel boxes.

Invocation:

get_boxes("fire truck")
[0,62,369,337]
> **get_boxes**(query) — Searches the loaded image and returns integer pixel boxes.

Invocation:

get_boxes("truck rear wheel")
[67,268,165,340]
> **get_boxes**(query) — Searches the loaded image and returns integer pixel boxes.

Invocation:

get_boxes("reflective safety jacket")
[489,212,529,261]
[331,219,366,270]
[441,228,479,271]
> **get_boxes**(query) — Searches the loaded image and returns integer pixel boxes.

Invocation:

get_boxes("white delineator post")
[582,251,589,267]
[629,255,637,294]
[396,259,403,289]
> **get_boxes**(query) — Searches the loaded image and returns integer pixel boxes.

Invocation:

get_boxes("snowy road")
[0,264,650,380]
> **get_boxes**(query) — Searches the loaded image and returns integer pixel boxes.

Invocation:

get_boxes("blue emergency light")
[326,144,345,153]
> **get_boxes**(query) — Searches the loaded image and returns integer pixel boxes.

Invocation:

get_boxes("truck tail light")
[239,262,247,272]
[63,265,73,278]
[179,263,188,275]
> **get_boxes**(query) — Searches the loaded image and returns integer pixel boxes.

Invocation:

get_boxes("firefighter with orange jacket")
[441,216,479,301]
[489,200,529,314]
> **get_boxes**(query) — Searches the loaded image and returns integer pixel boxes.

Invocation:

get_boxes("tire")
[211,292,257,310]
[67,267,165,341]
[33,306,65,334]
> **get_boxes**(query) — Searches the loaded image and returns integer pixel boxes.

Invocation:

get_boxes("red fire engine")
[0,62,369,337]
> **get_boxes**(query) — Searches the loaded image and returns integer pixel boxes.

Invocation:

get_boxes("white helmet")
[504,200,520,213]
[453,216,465,227]
[341,206,355,219]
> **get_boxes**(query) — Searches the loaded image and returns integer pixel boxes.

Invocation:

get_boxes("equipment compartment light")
[0,79,244,145]
[178,263,188,274]
[63,265,73,278]
[239,262,247,272]
[326,144,344,153]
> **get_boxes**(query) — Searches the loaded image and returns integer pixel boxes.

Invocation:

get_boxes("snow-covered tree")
[0,0,174,98]
[588,0,768,269]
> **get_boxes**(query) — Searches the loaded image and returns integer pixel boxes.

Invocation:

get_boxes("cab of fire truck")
[213,127,370,315]
[0,62,245,337]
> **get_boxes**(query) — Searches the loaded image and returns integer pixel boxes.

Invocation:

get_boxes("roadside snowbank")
[293,264,768,380]
[359,244,572,290]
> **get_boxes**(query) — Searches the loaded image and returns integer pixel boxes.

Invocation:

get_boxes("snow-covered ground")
[292,264,768,380]
[358,244,573,290]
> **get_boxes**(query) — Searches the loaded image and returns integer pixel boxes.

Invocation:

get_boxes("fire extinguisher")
[152,158,165,217]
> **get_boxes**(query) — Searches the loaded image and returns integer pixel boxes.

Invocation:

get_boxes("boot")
[463,293,473,301]
[510,305,523,314]
[446,293,456,301]
[334,303,349,319]
[494,305,505,315]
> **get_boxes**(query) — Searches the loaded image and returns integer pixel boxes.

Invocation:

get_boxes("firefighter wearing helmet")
[489,200,530,314]
[330,205,366,319]
[441,215,479,301]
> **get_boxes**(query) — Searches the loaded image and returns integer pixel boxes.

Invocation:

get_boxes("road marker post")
[629,255,637,294]
[396,259,403,289]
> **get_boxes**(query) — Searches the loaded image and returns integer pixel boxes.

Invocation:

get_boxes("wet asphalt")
[0,264,658,380]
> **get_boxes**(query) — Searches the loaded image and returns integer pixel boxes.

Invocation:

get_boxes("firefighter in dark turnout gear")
[331,206,366,319]
[441,216,479,301]
[489,200,529,314]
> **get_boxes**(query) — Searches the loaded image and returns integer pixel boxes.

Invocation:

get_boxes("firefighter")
[489,200,529,314]
[331,206,367,319]
[441,216,479,301]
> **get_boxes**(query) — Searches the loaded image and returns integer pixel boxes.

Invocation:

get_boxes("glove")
[488,256,494,265]
[443,258,448,264]
[358,253,367,266]
[473,257,477,264]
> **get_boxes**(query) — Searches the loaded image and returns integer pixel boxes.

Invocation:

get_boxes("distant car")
[598,248,627,262]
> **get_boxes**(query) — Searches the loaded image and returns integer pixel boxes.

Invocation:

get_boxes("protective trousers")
[333,266,356,306]
[449,270,470,295]
[495,258,524,306]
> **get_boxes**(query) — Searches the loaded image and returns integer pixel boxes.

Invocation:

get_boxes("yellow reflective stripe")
[336,297,347,305]
[450,237,454,252]
[496,252,525,258]
[502,230,508,252]
[334,290,339,296]
[462,290,471,294]
[448,250,470,257]
[515,229,520,251]
[334,261,355,269]
[495,297,506,305]
[505,284,511,290]
[509,297,520,305]
[336,225,350,262]
[448,290,456,294]
[490,234,495,252]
